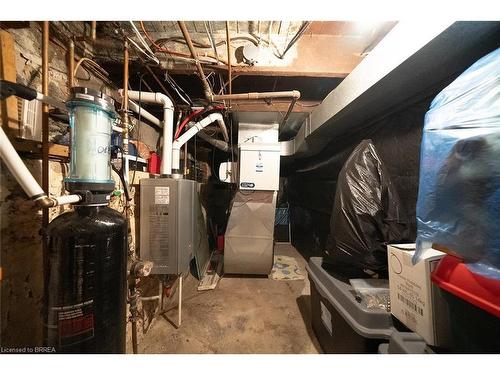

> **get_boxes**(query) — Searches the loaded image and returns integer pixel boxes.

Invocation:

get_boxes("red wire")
[174,106,225,140]
[174,109,205,139]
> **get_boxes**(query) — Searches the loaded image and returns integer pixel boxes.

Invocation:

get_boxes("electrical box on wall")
[20,98,42,141]
[238,143,280,191]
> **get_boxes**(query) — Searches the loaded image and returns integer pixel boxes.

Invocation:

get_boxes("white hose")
[128,21,159,64]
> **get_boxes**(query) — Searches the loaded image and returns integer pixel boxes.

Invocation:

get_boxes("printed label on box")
[155,186,170,205]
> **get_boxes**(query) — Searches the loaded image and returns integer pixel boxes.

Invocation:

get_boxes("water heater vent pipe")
[121,90,174,175]
[172,112,225,170]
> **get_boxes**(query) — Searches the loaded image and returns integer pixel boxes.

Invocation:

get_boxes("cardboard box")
[387,244,452,348]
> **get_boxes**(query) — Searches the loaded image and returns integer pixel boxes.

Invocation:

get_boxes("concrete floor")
[128,243,322,353]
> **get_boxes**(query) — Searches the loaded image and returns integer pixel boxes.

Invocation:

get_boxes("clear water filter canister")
[64,87,117,185]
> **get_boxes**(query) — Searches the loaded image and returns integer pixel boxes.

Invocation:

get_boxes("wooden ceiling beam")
[165,65,349,78]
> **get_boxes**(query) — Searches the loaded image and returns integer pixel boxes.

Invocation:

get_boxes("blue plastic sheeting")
[415,47,500,278]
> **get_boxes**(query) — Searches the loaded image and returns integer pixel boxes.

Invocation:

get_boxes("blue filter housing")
[415,47,500,278]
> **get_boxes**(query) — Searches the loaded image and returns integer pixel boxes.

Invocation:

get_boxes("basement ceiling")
[54,21,395,139]
[94,21,396,101]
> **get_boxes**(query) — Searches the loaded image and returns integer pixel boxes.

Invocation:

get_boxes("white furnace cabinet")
[238,143,281,191]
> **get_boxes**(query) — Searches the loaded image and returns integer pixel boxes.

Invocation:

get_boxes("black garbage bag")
[323,139,410,275]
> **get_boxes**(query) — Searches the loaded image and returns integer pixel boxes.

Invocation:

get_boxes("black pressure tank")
[43,205,127,353]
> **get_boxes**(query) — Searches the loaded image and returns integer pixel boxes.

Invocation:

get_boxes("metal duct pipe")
[177,21,212,100]
[189,124,233,153]
[172,113,224,170]
[123,90,175,175]
[0,127,81,208]
[212,90,301,129]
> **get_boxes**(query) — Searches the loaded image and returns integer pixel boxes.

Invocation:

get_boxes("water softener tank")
[43,88,127,353]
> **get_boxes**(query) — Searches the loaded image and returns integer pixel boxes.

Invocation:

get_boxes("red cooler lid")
[431,255,500,318]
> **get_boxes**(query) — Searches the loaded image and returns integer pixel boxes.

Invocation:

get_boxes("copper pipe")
[91,21,96,42]
[225,21,232,108]
[122,39,129,156]
[177,21,212,100]
[68,40,75,88]
[41,21,49,230]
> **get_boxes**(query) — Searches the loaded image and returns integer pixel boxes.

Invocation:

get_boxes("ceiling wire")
[278,21,311,59]
[204,21,220,65]
[129,21,160,64]
[139,21,227,65]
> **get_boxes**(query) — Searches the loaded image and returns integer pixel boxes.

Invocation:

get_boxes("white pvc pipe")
[55,194,82,206]
[172,113,224,170]
[0,126,45,198]
[1,127,82,207]
[121,90,174,175]
[127,100,161,127]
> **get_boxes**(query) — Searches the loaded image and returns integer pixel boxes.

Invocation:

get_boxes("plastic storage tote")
[307,257,394,353]
[378,332,434,354]
[431,255,500,353]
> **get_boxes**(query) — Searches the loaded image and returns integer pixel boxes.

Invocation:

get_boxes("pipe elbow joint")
[35,196,56,208]
[155,93,174,110]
